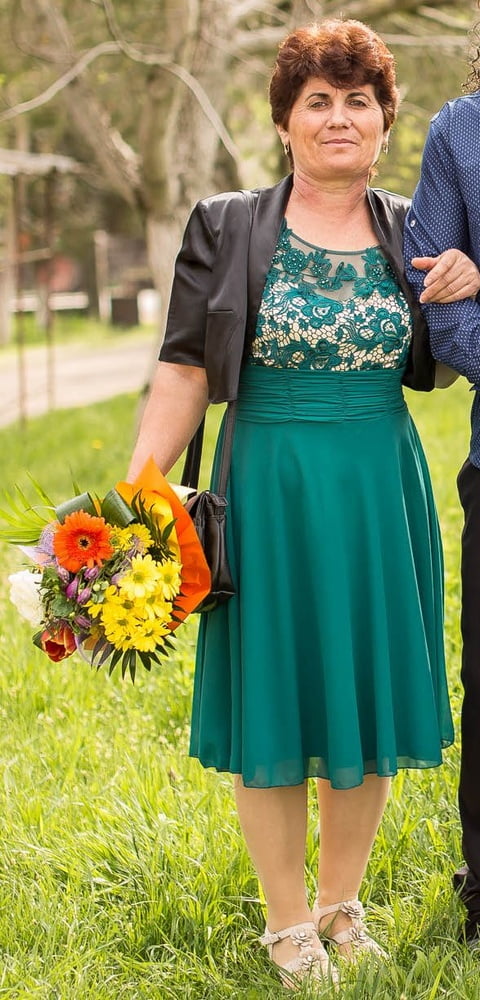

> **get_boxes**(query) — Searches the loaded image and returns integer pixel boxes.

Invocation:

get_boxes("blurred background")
[0,0,478,421]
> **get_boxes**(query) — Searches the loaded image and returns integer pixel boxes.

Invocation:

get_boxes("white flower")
[8,570,44,626]
[170,482,195,504]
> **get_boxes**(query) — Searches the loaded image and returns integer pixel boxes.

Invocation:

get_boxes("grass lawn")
[0,377,478,999]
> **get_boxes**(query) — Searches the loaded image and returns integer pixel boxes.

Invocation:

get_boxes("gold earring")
[283,141,290,157]
[382,140,389,154]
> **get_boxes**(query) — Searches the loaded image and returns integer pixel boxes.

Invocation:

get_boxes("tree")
[0,0,476,338]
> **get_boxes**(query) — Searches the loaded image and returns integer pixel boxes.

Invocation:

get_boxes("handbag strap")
[181,401,236,492]
[181,188,255,494]
[181,416,205,489]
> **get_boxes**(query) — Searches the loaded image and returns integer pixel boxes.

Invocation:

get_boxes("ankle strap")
[314,898,364,920]
[259,921,316,946]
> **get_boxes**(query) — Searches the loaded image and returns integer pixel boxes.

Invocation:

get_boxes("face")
[277,76,387,183]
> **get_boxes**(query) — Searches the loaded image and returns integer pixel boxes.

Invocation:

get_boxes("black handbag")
[181,402,236,613]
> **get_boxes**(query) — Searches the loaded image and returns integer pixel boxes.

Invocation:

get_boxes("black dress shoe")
[462,918,480,948]
[453,865,470,894]
[452,866,480,945]
[453,865,480,904]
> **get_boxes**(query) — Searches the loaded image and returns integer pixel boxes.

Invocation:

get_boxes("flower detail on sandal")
[313,898,387,960]
[260,920,339,988]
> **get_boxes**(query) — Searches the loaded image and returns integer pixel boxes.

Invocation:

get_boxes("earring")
[382,139,389,154]
[283,141,290,157]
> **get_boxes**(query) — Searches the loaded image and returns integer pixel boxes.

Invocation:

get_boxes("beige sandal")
[313,898,387,961]
[260,920,339,988]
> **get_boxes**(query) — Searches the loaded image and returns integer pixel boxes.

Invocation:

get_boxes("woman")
[127,20,479,989]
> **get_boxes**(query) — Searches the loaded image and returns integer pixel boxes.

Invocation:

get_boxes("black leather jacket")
[160,174,434,403]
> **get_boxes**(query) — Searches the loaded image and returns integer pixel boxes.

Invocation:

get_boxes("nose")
[326,102,351,127]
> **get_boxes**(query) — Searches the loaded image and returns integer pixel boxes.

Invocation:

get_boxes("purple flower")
[56,565,70,584]
[84,566,100,581]
[74,614,91,630]
[38,524,56,557]
[77,587,92,604]
[65,578,79,600]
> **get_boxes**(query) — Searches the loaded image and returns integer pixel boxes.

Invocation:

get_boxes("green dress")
[190,222,454,790]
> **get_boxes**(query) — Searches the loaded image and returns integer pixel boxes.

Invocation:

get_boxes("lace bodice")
[249,221,412,371]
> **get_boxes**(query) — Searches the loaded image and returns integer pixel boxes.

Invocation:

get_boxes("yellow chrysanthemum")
[129,524,153,550]
[119,554,160,600]
[87,600,103,619]
[109,526,136,551]
[100,598,138,649]
[132,618,170,652]
[140,593,173,622]
[155,559,182,601]
[110,524,154,552]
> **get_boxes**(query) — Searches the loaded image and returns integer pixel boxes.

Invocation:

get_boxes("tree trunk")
[139,0,242,347]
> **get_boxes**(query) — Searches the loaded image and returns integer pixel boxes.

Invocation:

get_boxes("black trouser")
[457,459,480,922]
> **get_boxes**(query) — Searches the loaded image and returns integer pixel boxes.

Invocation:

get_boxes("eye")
[308,99,329,109]
[348,98,368,108]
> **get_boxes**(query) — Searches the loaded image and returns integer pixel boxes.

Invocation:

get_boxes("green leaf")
[55,492,97,523]
[107,648,123,676]
[128,652,137,684]
[0,482,56,544]
[100,489,136,527]
[138,651,153,672]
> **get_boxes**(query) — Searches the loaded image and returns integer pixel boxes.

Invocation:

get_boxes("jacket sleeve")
[159,202,216,368]
[404,112,480,386]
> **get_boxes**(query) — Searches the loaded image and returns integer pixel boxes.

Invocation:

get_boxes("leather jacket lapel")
[246,174,293,347]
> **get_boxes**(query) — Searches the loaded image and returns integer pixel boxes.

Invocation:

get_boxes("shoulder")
[193,177,290,233]
[194,186,260,226]
[369,187,410,210]
[368,187,411,225]
[430,91,480,134]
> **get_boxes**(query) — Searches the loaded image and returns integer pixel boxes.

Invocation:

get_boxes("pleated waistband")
[237,364,407,422]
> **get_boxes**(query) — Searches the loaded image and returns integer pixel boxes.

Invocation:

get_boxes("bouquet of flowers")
[3,458,211,681]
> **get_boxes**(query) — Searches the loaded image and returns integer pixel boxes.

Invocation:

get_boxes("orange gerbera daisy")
[53,510,113,572]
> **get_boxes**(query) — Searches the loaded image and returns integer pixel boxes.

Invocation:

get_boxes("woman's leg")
[316,774,391,954]
[234,777,317,968]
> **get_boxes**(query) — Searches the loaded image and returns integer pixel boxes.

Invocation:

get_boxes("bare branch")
[381,33,468,47]
[0,30,240,166]
[228,0,287,20]
[339,0,460,18]
[235,22,467,56]
[0,41,120,122]
[234,25,289,53]
[417,5,472,30]
[100,0,240,164]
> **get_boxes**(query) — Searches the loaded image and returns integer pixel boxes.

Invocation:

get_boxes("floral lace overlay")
[249,221,411,371]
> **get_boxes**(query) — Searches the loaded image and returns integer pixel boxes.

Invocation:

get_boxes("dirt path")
[0,331,158,427]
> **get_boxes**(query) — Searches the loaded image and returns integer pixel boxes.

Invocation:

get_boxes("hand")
[411,250,480,304]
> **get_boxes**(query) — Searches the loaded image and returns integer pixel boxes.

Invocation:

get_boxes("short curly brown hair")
[269,19,399,132]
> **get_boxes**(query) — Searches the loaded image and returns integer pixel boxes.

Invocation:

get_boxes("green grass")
[7,314,149,350]
[0,378,477,998]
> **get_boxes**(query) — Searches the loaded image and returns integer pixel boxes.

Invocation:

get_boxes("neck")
[290,171,370,219]
[284,170,377,251]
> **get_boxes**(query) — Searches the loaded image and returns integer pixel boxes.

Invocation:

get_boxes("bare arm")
[127,361,209,482]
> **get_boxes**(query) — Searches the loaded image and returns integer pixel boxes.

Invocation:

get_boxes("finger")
[421,281,477,303]
[441,284,479,303]
[410,256,437,271]
[424,260,478,290]
[422,272,456,296]
[423,260,453,287]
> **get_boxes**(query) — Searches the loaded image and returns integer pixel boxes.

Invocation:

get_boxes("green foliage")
[0,479,55,543]
[0,378,477,997]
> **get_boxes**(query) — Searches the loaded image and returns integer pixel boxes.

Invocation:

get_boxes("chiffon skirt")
[190,365,454,789]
